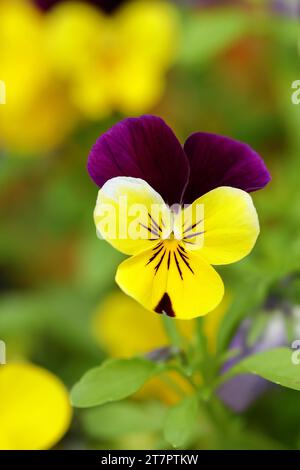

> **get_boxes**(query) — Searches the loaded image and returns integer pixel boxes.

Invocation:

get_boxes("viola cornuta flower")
[88,115,270,319]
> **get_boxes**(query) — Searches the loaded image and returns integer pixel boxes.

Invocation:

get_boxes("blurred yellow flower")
[0,0,178,153]
[45,0,180,118]
[0,0,76,154]
[92,290,229,403]
[0,362,72,450]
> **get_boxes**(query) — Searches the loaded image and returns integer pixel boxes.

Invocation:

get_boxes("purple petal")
[218,320,271,413]
[87,116,190,205]
[182,132,271,204]
[218,315,287,412]
[271,0,300,18]
[218,374,270,413]
[33,0,126,14]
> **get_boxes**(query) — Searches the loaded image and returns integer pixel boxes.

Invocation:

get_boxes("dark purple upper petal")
[87,116,190,206]
[182,132,271,204]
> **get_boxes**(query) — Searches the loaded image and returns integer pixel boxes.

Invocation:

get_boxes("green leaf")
[82,401,166,440]
[268,18,300,47]
[71,358,161,408]
[231,348,300,392]
[164,395,199,448]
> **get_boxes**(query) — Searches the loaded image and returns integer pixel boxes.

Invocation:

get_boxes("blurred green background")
[1,0,300,450]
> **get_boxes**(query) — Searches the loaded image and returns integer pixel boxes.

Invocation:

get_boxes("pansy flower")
[88,115,270,319]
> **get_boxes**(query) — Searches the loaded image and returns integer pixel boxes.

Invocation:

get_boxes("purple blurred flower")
[271,0,300,17]
[33,0,126,14]
[175,0,300,16]
[173,0,248,8]
[87,115,270,206]
[218,315,288,412]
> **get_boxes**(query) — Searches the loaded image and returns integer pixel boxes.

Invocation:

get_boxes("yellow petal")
[69,70,111,119]
[94,177,171,256]
[113,63,165,115]
[135,370,194,405]
[44,0,179,117]
[116,240,224,319]
[92,291,169,357]
[180,187,260,265]
[0,363,72,450]
[45,2,107,77]
[117,0,179,65]
[0,0,46,110]
[92,290,196,357]
[0,0,75,153]
[114,0,179,113]
[45,2,113,119]
[93,290,229,357]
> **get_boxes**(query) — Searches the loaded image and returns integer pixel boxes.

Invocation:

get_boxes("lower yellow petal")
[116,241,224,319]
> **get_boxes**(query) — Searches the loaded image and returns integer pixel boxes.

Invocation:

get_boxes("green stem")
[195,317,207,357]
[161,315,183,349]
[159,374,188,398]
[210,361,243,391]
[202,395,231,437]
[168,364,198,390]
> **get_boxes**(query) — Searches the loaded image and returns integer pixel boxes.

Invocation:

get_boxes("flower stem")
[161,315,183,349]
[168,364,198,391]
[195,317,207,357]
